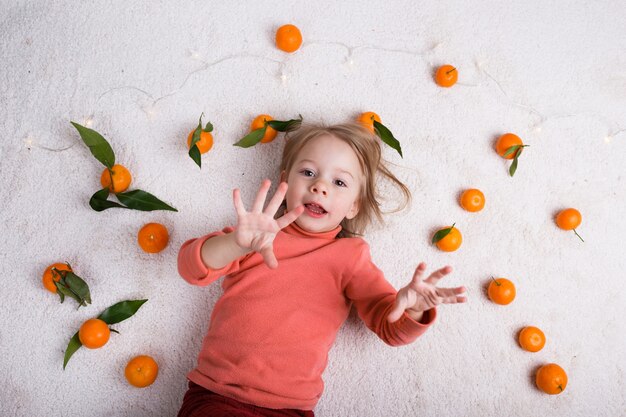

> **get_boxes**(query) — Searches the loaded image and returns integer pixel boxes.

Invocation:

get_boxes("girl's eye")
[302,169,314,177]
[335,179,347,187]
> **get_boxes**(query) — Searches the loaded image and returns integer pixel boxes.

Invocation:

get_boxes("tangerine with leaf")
[432,223,463,252]
[187,114,214,168]
[71,121,177,212]
[78,318,110,349]
[42,262,72,293]
[356,111,403,157]
[187,130,213,154]
[100,164,132,193]
[495,133,529,177]
[251,114,278,143]
[357,112,381,133]
[234,115,303,148]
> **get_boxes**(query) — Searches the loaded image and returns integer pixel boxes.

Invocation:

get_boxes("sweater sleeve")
[177,226,245,287]
[343,240,437,346]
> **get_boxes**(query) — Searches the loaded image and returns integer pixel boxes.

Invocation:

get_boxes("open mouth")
[304,202,327,215]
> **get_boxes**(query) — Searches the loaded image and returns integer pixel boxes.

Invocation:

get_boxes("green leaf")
[64,272,92,307]
[116,190,178,212]
[267,115,303,132]
[54,276,87,308]
[509,147,525,177]
[63,332,82,369]
[98,299,148,325]
[189,114,203,149]
[53,280,66,303]
[188,114,208,168]
[509,156,518,176]
[56,281,85,307]
[189,145,202,168]
[203,121,214,133]
[233,127,267,148]
[70,122,116,168]
[432,223,456,244]
[89,188,127,212]
[373,120,403,158]
[503,145,522,158]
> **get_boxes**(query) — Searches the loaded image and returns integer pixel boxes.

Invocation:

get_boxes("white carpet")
[1,1,625,416]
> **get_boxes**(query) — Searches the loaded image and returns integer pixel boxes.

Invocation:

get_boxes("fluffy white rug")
[1,1,625,416]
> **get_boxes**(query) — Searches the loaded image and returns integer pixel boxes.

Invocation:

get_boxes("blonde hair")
[280,122,411,238]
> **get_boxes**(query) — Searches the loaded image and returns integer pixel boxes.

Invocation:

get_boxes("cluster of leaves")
[51,265,91,309]
[188,113,213,168]
[70,122,177,212]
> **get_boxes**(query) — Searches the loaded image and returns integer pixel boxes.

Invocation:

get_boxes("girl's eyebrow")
[298,159,354,179]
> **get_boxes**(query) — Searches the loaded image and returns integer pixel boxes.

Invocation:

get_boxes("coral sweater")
[177,222,436,410]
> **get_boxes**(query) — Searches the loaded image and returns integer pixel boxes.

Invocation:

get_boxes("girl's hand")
[233,179,304,269]
[387,263,467,323]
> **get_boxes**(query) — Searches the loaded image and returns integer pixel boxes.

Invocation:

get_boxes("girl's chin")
[294,218,338,233]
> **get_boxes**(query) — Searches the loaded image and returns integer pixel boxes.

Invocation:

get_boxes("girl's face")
[281,134,363,233]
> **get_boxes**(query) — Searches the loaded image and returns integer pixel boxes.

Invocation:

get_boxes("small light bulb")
[280,73,287,83]
[534,126,542,133]
[142,104,156,119]
[85,117,94,127]
[604,135,612,143]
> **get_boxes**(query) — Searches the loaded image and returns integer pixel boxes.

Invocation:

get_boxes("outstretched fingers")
[264,182,288,215]
[437,286,467,304]
[276,205,305,229]
[409,262,428,285]
[423,265,453,286]
[251,179,272,213]
[260,244,278,269]
[233,188,246,216]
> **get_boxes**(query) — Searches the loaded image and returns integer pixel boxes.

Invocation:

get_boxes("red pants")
[177,381,315,417]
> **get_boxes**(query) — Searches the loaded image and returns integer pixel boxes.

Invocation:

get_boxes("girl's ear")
[345,200,359,220]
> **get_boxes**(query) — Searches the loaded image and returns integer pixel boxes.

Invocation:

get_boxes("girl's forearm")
[200,232,251,269]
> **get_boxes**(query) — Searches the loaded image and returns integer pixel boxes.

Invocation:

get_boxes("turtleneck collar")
[282,221,342,240]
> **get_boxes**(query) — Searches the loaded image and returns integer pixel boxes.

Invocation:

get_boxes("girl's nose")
[310,181,328,196]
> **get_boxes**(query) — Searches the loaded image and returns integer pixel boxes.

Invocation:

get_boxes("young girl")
[176,122,467,417]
